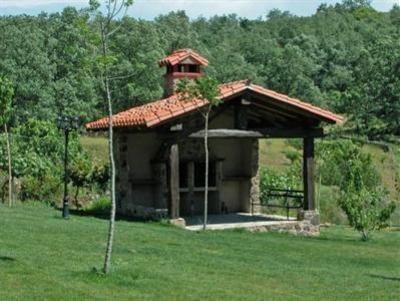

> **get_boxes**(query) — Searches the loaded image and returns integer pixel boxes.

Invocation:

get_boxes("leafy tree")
[177,76,221,230]
[316,139,396,240]
[339,187,395,241]
[1,3,400,139]
[0,119,79,203]
[316,140,380,190]
[89,0,134,275]
[0,76,14,207]
[70,152,93,207]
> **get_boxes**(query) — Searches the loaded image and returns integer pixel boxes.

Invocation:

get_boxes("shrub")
[318,185,347,224]
[285,138,303,150]
[338,187,396,241]
[83,197,111,216]
[283,149,301,163]
[0,119,105,205]
[70,153,94,205]
[21,174,62,204]
[337,146,396,240]
[316,140,381,190]
[91,163,110,192]
[260,166,301,205]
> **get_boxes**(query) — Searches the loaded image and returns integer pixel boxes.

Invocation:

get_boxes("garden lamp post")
[56,116,79,219]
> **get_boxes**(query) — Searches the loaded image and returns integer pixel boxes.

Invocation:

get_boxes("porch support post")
[170,144,180,219]
[299,136,320,235]
[250,139,261,214]
[303,137,315,211]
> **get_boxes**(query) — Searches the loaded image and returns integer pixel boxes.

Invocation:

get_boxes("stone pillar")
[303,137,315,211]
[297,210,320,236]
[299,137,319,235]
[169,144,180,219]
[250,139,261,214]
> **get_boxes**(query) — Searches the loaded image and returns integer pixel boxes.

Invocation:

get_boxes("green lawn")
[0,204,399,300]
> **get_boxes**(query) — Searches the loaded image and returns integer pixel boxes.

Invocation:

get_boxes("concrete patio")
[184,213,297,231]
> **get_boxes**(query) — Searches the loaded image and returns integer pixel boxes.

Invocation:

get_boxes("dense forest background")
[0,0,399,138]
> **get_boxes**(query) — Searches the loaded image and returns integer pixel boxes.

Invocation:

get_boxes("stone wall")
[248,210,320,236]
[249,139,261,214]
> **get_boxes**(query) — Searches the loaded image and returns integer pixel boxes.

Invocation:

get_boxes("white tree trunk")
[101,29,117,275]
[103,74,116,274]
[4,124,12,207]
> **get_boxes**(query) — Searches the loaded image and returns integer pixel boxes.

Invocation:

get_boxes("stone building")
[86,49,343,232]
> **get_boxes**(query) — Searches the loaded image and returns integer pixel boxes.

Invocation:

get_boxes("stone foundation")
[247,218,319,237]
[220,211,320,236]
[170,218,186,228]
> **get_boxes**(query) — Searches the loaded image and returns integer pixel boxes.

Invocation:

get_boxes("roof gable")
[158,49,209,67]
[86,80,344,130]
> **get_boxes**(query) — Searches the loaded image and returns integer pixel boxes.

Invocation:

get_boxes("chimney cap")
[159,49,209,67]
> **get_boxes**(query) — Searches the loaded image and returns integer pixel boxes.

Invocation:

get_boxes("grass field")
[80,136,108,165]
[0,203,399,300]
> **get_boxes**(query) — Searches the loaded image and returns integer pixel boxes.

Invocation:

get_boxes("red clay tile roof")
[86,80,344,130]
[158,49,209,67]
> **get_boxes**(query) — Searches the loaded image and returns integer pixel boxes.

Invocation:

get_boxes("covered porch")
[103,81,343,236]
[168,127,320,234]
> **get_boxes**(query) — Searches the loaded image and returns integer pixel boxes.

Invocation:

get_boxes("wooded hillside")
[0,1,399,138]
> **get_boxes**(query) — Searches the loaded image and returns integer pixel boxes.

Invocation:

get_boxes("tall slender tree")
[177,76,220,230]
[0,76,14,207]
[89,0,134,274]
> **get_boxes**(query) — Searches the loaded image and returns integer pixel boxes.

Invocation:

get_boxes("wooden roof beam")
[189,128,324,139]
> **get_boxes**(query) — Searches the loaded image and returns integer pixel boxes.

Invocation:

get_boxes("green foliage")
[260,166,301,205]
[83,196,111,216]
[285,138,303,150]
[0,120,104,204]
[20,174,61,204]
[338,187,396,241]
[0,120,60,178]
[70,152,110,202]
[318,185,347,224]
[316,140,380,190]
[283,149,301,163]
[91,163,110,192]
[317,139,398,240]
[0,76,13,126]
[0,5,399,138]
[177,76,221,110]
[70,152,94,202]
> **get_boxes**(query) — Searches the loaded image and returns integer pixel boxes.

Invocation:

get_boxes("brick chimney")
[158,49,209,97]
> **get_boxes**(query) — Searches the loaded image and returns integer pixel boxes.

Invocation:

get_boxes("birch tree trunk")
[101,29,117,275]
[4,124,12,207]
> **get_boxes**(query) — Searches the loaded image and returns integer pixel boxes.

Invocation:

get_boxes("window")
[188,65,199,73]
[178,64,185,72]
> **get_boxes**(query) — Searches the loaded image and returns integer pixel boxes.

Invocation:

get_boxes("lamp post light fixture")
[56,116,79,219]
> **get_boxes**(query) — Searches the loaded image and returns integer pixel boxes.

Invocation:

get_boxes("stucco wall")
[210,138,253,213]
[116,106,259,218]
[116,132,164,217]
